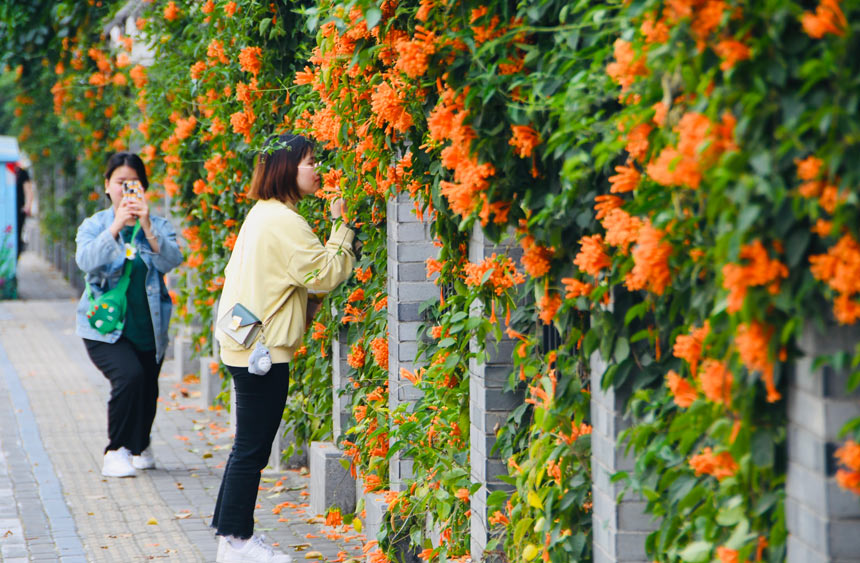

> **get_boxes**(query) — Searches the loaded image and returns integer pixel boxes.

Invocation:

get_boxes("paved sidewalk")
[0,252,366,562]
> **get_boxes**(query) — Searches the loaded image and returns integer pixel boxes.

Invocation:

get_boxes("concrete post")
[590,351,655,563]
[386,191,439,491]
[469,227,522,563]
[786,323,860,562]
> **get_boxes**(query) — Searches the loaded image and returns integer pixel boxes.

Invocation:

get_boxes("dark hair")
[104,152,149,189]
[248,134,314,203]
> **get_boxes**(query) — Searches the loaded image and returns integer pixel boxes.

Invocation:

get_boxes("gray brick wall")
[386,192,439,490]
[469,227,521,563]
[590,351,654,563]
[786,323,860,562]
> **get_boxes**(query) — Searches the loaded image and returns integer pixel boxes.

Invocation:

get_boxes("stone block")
[268,422,307,471]
[395,282,438,302]
[364,491,389,543]
[172,326,195,381]
[397,243,438,263]
[199,355,222,407]
[309,441,355,516]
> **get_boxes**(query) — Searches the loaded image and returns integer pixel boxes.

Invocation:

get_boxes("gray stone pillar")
[787,323,860,562]
[469,227,522,563]
[308,321,355,514]
[386,191,438,490]
[309,441,356,515]
[590,351,655,563]
[331,323,352,444]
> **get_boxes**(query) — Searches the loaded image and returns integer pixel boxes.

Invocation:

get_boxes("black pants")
[83,338,161,455]
[211,363,290,539]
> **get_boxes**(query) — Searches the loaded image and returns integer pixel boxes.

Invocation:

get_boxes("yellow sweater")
[216,199,355,366]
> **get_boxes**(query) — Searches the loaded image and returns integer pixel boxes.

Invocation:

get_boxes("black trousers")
[211,363,290,539]
[83,338,161,455]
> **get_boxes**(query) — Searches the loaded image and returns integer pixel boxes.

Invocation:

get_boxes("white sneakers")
[102,446,156,477]
[101,447,136,478]
[132,446,156,470]
[216,534,293,563]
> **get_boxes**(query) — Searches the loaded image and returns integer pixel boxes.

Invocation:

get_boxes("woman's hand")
[108,198,139,238]
[330,197,345,220]
[125,197,151,230]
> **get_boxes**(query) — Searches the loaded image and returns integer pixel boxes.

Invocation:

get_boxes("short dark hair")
[248,134,314,203]
[104,152,149,189]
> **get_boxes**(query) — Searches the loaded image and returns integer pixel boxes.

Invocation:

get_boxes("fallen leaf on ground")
[146,518,158,525]
[304,552,323,560]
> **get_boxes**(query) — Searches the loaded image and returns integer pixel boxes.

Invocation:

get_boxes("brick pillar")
[786,323,860,562]
[590,351,655,563]
[331,323,352,444]
[387,191,438,491]
[469,227,522,563]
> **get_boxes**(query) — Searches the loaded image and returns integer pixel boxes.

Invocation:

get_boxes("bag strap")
[85,220,142,305]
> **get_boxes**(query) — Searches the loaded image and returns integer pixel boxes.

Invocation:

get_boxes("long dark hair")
[248,134,314,203]
[104,152,149,189]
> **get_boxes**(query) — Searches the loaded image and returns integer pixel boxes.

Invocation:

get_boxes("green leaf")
[679,541,712,562]
[751,430,774,468]
[363,7,382,30]
[613,337,630,363]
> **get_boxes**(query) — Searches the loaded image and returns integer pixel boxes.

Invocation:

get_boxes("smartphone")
[122,180,143,202]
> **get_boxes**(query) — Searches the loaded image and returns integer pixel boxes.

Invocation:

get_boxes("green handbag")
[85,221,141,335]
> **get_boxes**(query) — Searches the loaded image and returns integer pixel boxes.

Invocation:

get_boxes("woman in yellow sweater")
[212,134,355,563]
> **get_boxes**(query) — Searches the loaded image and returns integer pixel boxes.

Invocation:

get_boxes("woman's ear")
[104,178,110,193]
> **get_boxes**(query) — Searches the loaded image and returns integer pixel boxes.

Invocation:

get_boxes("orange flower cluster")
[646,111,737,189]
[835,440,860,495]
[462,253,526,295]
[561,277,593,300]
[538,290,562,325]
[574,234,611,278]
[129,65,147,88]
[371,76,414,134]
[207,39,230,65]
[735,322,781,402]
[716,546,740,563]
[699,359,733,406]
[394,26,437,78]
[795,155,844,213]
[602,208,643,254]
[238,46,263,77]
[608,163,640,193]
[428,86,496,218]
[673,322,710,375]
[370,337,388,369]
[714,39,751,70]
[722,240,788,313]
[810,233,860,324]
[190,61,207,80]
[509,124,540,158]
[594,194,624,221]
[605,39,648,92]
[163,1,180,22]
[666,370,698,408]
[347,341,366,369]
[519,235,554,278]
[689,447,738,480]
[624,222,672,295]
[230,109,256,143]
[801,0,846,38]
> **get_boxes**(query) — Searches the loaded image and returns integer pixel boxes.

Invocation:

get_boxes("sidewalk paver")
[0,252,367,562]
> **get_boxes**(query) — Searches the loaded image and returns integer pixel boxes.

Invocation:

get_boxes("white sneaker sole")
[101,469,136,478]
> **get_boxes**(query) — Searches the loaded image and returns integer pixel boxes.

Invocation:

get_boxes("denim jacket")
[75,208,184,362]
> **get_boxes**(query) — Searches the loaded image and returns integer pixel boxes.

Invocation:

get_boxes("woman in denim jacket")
[75,152,183,478]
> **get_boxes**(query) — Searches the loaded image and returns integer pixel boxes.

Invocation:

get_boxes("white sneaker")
[216,535,292,563]
[102,447,137,478]
[132,446,156,470]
